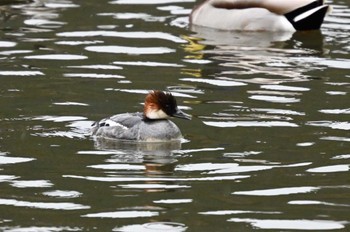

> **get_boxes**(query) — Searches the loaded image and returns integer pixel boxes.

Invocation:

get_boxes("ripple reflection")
[228,218,345,230]
[83,210,159,218]
[113,222,187,232]
[0,198,89,210]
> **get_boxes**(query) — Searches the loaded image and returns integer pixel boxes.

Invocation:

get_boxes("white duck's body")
[190,0,330,31]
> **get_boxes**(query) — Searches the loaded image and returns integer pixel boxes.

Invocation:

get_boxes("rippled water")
[0,0,349,231]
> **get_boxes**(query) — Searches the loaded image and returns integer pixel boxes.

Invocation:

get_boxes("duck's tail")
[284,0,330,30]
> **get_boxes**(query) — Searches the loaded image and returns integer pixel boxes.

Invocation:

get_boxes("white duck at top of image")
[190,0,331,31]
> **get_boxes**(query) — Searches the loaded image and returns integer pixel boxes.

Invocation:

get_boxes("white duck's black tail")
[284,0,330,30]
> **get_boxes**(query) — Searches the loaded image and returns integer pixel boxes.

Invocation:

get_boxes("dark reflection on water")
[94,137,179,176]
[0,0,349,231]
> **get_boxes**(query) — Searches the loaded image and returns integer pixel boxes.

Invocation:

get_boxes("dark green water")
[0,0,349,231]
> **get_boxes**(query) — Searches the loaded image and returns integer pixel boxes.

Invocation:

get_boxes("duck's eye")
[164,104,173,114]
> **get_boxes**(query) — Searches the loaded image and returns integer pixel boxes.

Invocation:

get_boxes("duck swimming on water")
[190,0,331,31]
[92,90,191,142]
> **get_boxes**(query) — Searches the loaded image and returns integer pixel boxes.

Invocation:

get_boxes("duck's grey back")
[92,112,182,141]
[92,112,142,139]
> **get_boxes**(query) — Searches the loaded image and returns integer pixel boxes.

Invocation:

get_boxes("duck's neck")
[142,114,168,122]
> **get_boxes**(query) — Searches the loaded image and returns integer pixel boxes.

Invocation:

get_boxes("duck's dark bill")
[173,109,192,120]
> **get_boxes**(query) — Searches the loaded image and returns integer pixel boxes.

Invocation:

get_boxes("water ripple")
[0,198,89,210]
[0,41,16,47]
[0,50,32,55]
[319,108,350,114]
[260,84,310,92]
[249,95,300,103]
[53,102,89,106]
[332,154,350,160]
[44,2,79,8]
[253,108,305,116]
[306,121,350,130]
[57,31,186,43]
[180,78,246,87]
[63,175,249,182]
[114,222,187,232]
[42,190,83,199]
[228,218,345,230]
[64,73,125,79]
[0,154,34,165]
[232,186,320,196]
[0,175,18,182]
[98,12,168,22]
[10,180,53,188]
[24,19,66,28]
[320,136,350,142]
[203,121,298,128]
[110,0,194,4]
[153,199,192,204]
[33,116,87,122]
[113,61,183,67]
[0,226,81,232]
[119,183,190,189]
[306,165,350,173]
[83,210,158,218]
[66,64,122,70]
[199,210,281,215]
[85,45,175,55]
[24,54,88,60]
[0,71,44,76]
[88,164,144,170]
[56,40,104,45]
[288,200,350,207]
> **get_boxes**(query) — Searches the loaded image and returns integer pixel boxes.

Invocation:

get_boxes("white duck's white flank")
[190,0,330,31]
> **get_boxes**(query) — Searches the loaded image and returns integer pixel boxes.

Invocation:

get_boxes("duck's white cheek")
[147,109,169,119]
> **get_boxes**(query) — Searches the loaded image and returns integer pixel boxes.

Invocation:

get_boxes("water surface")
[0,0,349,231]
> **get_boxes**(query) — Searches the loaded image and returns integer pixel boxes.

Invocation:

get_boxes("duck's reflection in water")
[184,26,326,81]
[94,137,181,176]
[190,25,325,50]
